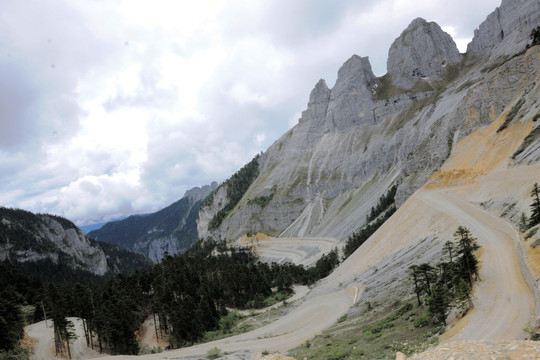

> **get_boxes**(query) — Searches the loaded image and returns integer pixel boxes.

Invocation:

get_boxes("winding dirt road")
[416,189,533,341]
[238,236,339,267]
[93,286,358,359]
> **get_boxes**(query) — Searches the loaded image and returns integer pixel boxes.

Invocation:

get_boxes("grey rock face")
[0,212,109,275]
[40,217,108,275]
[387,18,460,89]
[197,184,229,240]
[326,55,377,131]
[185,182,219,202]
[467,0,540,58]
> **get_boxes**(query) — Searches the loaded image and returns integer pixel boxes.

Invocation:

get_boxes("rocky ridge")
[0,207,150,277]
[198,0,540,244]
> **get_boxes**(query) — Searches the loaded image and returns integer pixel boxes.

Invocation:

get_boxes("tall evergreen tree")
[530,183,540,227]
[0,290,24,352]
[427,283,451,326]
[454,226,480,285]
[409,265,423,306]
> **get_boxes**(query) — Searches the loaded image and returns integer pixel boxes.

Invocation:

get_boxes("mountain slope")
[89,183,216,262]
[198,0,540,244]
[0,207,151,282]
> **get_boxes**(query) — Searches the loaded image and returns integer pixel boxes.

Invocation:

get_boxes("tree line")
[343,185,398,259]
[0,237,343,358]
[206,154,261,230]
[520,182,540,232]
[409,226,480,326]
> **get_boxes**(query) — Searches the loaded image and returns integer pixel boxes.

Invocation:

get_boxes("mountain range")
[5,0,540,357]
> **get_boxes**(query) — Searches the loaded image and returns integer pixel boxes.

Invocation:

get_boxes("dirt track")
[417,189,533,341]
[93,286,358,359]
[25,318,101,360]
[251,237,338,266]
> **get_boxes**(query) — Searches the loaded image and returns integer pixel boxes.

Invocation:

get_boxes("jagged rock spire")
[387,17,460,89]
[301,55,376,131]
[325,55,377,131]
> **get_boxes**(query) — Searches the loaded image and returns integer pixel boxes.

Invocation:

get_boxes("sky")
[0,0,501,226]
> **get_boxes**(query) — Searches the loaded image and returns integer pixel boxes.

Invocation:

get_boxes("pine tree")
[427,283,451,326]
[0,290,24,352]
[454,226,480,285]
[519,212,530,232]
[455,278,473,310]
[530,183,540,227]
[418,263,437,296]
[409,265,423,306]
[442,241,455,263]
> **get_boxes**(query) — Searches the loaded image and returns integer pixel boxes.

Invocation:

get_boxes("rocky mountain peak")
[325,55,377,131]
[308,79,331,106]
[467,0,540,58]
[185,182,218,202]
[387,17,460,89]
[336,54,375,83]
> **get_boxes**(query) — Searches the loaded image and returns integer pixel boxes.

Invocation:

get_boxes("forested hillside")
[3,239,342,357]
[0,207,152,283]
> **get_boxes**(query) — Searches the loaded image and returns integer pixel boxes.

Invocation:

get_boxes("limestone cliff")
[197,1,540,243]
[387,18,460,90]
[0,207,150,277]
[467,0,540,59]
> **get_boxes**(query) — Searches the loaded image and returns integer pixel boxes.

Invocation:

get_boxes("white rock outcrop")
[467,0,540,59]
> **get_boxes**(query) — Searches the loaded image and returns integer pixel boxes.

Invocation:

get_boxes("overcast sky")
[0,0,501,226]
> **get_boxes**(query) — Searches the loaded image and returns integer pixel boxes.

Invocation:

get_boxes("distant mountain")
[0,207,152,283]
[79,217,127,234]
[89,183,217,262]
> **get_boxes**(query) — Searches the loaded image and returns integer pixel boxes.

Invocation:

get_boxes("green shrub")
[138,345,163,355]
[526,227,538,240]
[206,346,223,359]
[414,314,430,328]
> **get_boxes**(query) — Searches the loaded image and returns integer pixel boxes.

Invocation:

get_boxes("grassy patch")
[251,290,292,309]
[290,301,441,360]
[481,49,528,74]
[455,78,481,93]
[206,347,223,359]
[199,312,250,343]
[376,74,404,101]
